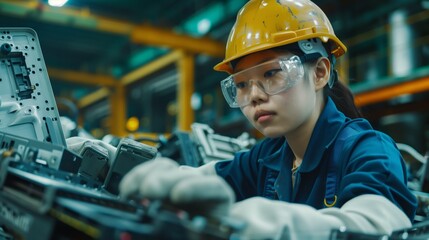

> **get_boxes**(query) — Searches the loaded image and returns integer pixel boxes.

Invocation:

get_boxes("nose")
[248,80,268,105]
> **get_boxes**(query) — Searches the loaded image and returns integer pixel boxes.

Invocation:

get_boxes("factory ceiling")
[0,0,426,103]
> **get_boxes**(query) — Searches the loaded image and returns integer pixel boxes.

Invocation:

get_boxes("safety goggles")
[220,55,305,108]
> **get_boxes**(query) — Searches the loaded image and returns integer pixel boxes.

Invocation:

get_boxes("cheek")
[241,107,253,123]
[276,83,314,116]
[279,83,306,105]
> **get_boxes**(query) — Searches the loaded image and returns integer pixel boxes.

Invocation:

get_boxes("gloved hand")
[230,197,343,240]
[119,157,235,219]
[66,136,117,166]
[229,195,411,240]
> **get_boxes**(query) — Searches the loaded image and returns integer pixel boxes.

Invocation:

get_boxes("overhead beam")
[131,26,224,57]
[0,1,225,57]
[354,77,429,107]
[49,50,183,127]
[48,67,117,87]
[120,50,182,85]
[77,87,111,109]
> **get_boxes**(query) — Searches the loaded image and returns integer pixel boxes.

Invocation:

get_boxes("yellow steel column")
[109,83,127,136]
[177,51,194,131]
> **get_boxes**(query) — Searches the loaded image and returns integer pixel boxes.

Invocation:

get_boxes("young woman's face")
[234,50,320,138]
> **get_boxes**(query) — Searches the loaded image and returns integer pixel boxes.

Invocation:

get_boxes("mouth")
[254,110,275,122]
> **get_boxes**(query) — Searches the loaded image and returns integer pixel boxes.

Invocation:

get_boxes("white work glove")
[230,195,411,240]
[66,136,117,166]
[119,157,235,219]
[230,197,343,240]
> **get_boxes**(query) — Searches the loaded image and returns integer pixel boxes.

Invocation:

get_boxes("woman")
[119,0,417,239]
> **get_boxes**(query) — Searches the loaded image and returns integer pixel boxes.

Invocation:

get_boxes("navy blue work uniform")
[215,97,417,221]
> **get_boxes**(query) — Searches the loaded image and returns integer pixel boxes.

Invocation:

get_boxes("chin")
[257,126,286,138]
[264,132,284,138]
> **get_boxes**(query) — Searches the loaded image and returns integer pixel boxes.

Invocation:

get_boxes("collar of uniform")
[258,138,294,171]
[298,97,348,173]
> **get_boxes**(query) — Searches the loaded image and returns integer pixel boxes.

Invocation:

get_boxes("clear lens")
[220,55,304,108]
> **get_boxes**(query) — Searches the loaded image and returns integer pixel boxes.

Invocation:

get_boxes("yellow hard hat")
[214,0,347,74]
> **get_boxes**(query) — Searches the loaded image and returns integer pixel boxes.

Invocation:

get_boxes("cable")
[396,143,426,164]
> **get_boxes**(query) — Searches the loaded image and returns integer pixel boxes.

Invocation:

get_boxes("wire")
[396,143,426,164]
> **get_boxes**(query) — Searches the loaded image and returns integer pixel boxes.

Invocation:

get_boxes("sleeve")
[337,130,417,221]
[320,194,412,234]
[213,138,283,200]
[215,149,260,200]
[180,135,286,202]
[178,139,265,200]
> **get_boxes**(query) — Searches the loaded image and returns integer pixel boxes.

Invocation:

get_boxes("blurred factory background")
[0,0,428,154]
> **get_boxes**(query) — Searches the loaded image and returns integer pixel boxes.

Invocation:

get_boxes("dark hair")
[325,71,363,119]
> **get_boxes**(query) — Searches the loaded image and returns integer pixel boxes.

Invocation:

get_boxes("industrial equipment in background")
[1,26,429,239]
[0,27,243,239]
[158,122,256,167]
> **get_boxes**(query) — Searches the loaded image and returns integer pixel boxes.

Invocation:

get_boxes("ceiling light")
[197,19,212,35]
[48,0,68,7]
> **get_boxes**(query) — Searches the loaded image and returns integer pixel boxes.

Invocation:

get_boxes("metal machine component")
[0,28,66,147]
[103,138,158,195]
[190,123,255,164]
[78,141,109,181]
[158,131,202,167]
[0,157,241,240]
[0,131,81,173]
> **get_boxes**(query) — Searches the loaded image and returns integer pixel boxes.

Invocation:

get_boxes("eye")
[264,69,282,78]
[235,81,248,89]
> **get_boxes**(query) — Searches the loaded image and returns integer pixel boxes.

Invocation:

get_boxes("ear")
[313,57,330,91]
